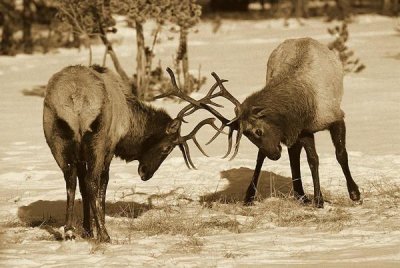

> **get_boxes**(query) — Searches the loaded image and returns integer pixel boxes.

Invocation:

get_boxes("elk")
[43,65,220,242]
[188,38,361,207]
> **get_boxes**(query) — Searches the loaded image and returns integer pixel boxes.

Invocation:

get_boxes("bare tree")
[0,0,18,55]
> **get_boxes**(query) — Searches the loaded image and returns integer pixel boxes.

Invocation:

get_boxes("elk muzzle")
[138,164,152,181]
[261,144,282,161]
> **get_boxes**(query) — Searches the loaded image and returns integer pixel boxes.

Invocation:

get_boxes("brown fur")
[239,38,360,206]
[241,37,344,148]
[43,65,176,242]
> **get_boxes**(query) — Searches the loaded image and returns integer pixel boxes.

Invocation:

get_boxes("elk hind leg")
[84,140,111,242]
[48,137,77,240]
[329,120,361,201]
[77,162,93,238]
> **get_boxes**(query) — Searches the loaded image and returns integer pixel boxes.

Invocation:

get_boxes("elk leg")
[85,144,111,242]
[244,149,266,205]
[85,169,110,242]
[288,140,310,203]
[301,133,324,208]
[329,120,361,201]
[77,162,93,238]
[63,164,77,240]
[99,154,113,225]
[47,136,78,240]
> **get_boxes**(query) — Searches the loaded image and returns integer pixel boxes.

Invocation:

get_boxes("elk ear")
[166,119,181,134]
[251,106,267,118]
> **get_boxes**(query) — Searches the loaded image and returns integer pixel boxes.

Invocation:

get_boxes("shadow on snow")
[16,167,294,239]
[201,167,293,204]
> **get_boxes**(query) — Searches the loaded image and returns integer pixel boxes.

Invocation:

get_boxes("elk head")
[187,72,282,161]
[139,68,221,181]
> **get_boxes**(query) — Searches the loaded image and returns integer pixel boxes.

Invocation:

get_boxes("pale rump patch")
[45,66,105,137]
[44,66,131,147]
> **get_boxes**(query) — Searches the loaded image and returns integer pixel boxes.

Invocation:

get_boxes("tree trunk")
[291,0,309,19]
[135,22,148,100]
[22,0,33,54]
[0,0,17,55]
[382,0,391,14]
[98,25,129,83]
[294,0,302,19]
[178,27,190,94]
[393,0,399,15]
[302,0,309,18]
[71,30,81,48]
[335,0,351,20]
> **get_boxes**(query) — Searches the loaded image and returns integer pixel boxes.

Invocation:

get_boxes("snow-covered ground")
[0,15,399,267]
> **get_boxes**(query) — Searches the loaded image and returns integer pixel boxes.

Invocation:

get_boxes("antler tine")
[229,125,243,161]
[176,117,227,170]
[154,68,202,108]
[205,123,226,145]
[210,72,241,106]
[182,141,197,169]
[177,81,225,120]
[178,143,195,169]
[221,127,234,158]
[181,118,220,140]
[211,72,242,123]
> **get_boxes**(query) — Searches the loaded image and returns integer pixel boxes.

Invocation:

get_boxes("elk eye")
[255,129,263,138]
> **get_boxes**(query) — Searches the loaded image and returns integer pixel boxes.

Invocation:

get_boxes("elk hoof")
[296,194,311,204]
[243,195,255,206]
[243,200,254,206]
[313,198,324,208]
[349,190,361,201]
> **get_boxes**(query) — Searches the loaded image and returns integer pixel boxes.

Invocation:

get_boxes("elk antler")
[178,118,221,169]
[157,68,243,164]
[179,71,243,161]
[208,72,243,160]
[157,68,225,169]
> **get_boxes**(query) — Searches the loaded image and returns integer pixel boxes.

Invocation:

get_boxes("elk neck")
[114,96,173,162]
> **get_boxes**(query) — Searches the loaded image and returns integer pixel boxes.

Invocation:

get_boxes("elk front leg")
[288,140,310,203]
[77,162,93,238]
[244,149,266,205]
[301,133,324,208]
[329,120,361,201]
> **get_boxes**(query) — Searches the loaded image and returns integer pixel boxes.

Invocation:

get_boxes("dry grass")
[117,187,355,239]
[6,179,398,244]
[166,236,205,254]
[128,205,241,237]
[365,179,400,201]
[243,198,351,232]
